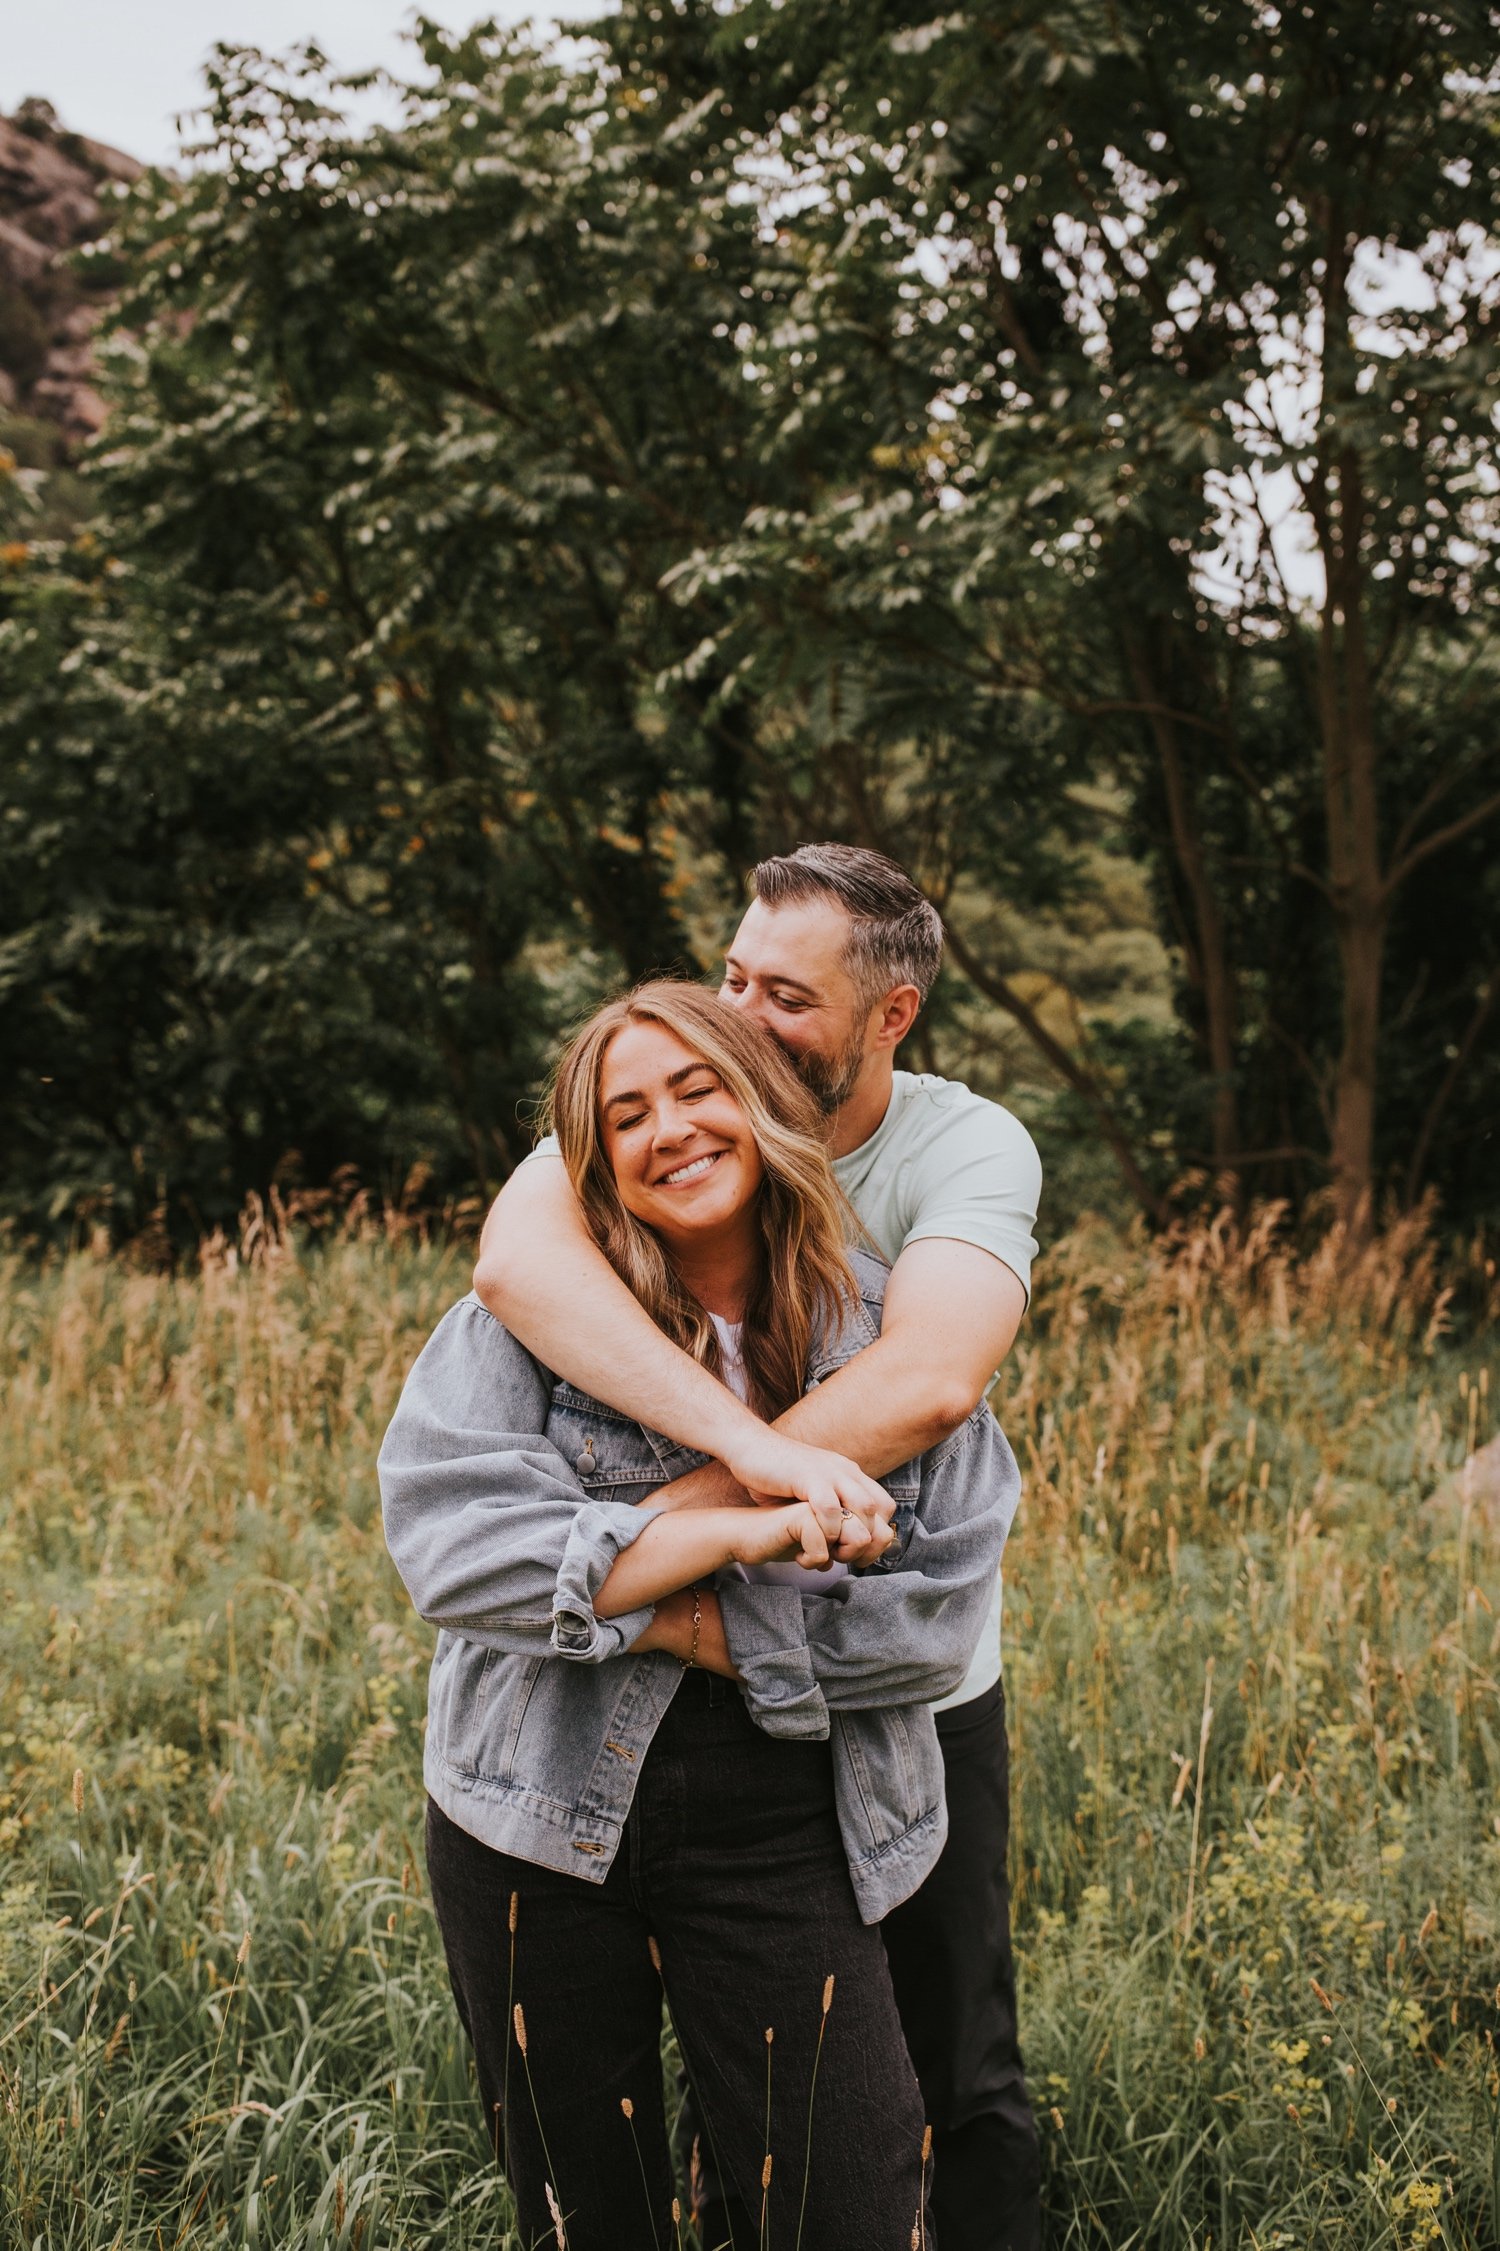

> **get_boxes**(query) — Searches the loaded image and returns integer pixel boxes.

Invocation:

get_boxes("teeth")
[662,1153,719,1185]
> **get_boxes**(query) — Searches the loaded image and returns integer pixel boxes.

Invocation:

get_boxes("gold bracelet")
[686,1584,703,1669]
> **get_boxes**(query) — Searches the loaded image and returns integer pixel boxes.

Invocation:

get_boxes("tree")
[3,6,1495,1240]
[671,0,1500,1222]
[0,23,836,1232]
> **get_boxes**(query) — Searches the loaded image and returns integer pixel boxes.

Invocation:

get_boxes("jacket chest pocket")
[545,1387,668,1507]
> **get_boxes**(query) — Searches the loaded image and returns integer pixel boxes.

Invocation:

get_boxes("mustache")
[769,1030,863,1115]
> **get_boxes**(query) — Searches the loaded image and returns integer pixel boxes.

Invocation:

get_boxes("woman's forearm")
[594,1494,864,1616]
[634,1587,740,1677]
[593,1508,754,1617]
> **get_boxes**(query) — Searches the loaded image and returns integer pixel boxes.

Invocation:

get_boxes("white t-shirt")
[528,1069,1040,1709]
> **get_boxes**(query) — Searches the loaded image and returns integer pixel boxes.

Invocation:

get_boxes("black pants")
[883,1679,1041,2251]
[425,1670,932,2251]
[694,1680,1040,2251]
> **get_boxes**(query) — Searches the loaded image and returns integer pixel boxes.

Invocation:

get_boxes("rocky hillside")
[0,99,141,446]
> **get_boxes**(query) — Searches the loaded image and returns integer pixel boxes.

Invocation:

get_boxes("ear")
[869,985,922,1052]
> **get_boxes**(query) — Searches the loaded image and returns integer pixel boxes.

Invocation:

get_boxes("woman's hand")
[734,1496,895,1572]
[722,1427,896,1528]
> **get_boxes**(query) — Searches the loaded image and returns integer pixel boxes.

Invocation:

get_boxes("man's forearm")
[476,1162,769,1463]
[767,1239,1025,1479]
[770,1338,979,1476]
[477,1164,964,1516]
[651,1338,979,1509]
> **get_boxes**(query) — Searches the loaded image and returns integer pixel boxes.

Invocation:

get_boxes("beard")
[782,1029,866,1118]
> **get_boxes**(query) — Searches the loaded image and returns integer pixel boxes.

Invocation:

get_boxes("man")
[475,843,1043,2251]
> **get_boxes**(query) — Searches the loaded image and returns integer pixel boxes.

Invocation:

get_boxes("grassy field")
[1,1207,1497,2249]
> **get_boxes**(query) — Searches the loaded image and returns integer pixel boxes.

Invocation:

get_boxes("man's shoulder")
[892,1073,1040,1166]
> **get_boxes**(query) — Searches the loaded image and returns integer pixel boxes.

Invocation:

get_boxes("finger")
[836,1465,896,1522]
[834,1530,874,1562]
[812,1464,891,1520]
[836,1484,894,1526]
[843,1513,896,1561]
[832,1510,876,1557]
[795,1511,831,1567]
[808,1494,847,1540]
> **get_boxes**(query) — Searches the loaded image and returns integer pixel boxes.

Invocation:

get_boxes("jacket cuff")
[715,1578,830,1739]
[551,1503,660,1661]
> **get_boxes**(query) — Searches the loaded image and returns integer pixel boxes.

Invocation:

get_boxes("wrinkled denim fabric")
[379,1250,1021,1924]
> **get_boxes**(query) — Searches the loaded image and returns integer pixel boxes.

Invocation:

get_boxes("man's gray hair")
[750,843,944,1007]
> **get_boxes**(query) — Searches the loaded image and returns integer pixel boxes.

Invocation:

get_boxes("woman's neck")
[663,1212,760,1322]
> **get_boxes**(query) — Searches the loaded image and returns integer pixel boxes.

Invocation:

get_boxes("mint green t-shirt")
[832,1072,1038,1709]
[832,1070,1040,1303]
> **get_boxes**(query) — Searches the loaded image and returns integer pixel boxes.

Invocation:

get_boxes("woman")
[380,983,1019,2251]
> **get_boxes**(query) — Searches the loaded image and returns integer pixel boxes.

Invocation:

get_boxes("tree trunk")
[1127,645,1241,1183]
[1314,432,1384,1232]
[1327,907,1383,1232]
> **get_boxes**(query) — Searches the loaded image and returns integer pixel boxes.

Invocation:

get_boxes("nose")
[650,1101,694,1152]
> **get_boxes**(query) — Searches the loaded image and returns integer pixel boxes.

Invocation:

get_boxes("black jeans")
[883,1679,1041,2251]
[425,1669,932,2251]
[685,1682,1041,2251]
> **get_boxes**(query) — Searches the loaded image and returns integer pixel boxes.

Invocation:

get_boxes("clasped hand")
[717,1423,896,1569]
[645,1424,896,1565]
[735,1492,895,1572]
[725,1427,894,1525]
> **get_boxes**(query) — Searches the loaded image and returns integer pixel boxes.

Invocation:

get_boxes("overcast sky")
[3,2,607,168]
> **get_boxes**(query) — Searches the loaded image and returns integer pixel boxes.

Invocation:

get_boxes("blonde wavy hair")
[547,981,859,1417]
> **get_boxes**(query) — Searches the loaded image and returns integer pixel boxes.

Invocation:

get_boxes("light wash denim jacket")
[380,1252,1021,1923]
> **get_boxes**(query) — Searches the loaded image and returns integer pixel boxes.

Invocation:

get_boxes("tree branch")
[940,919,1170,1224]
[1403,969,1499,1207]
[1385,787,1500,898]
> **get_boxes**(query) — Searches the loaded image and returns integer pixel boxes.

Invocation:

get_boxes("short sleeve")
[896,1097,1042,1299]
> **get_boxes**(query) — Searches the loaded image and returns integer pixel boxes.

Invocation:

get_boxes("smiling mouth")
[657,1150,726,1188]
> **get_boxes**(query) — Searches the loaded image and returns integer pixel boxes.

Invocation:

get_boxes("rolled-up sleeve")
[379,1297,659,1661]
[710,1580,830,1739]
[717,1408,1020,1733]
[551,1501,659,1659]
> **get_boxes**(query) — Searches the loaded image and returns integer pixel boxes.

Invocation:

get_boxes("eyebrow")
[723,953,819,1000]
[603,1062,718,1113]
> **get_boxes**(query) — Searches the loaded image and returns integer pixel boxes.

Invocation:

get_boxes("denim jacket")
[379,1252,1021,1923]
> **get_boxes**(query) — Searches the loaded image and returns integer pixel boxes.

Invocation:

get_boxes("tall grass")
[0,1207,1495,2248]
